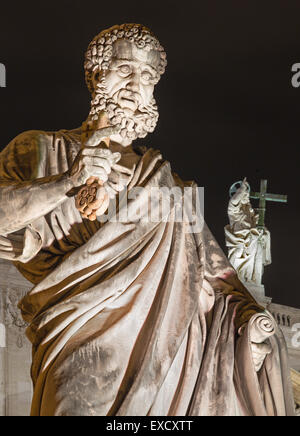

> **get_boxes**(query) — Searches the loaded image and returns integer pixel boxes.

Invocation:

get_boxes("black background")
[0,0,299,308]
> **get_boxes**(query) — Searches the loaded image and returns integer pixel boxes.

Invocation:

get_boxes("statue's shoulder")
[1,128,50,165]
[8,127,81,150]
[7,129,49,147]
[4,129,59,157]
[0,129,49,181]
[9,127,81,162]
[0,128,81,182]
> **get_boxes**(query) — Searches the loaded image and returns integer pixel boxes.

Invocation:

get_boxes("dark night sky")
[0,1,299,308]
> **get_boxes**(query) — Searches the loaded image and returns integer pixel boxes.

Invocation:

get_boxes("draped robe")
[0,128,295,416]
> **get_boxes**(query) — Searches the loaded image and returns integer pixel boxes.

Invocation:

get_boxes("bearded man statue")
[0,23,295,416]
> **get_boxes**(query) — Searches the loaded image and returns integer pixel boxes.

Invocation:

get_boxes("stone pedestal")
[0,259,33,416]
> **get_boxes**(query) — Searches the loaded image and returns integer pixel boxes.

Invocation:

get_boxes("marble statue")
[0,24,295,416]
[225,179,271,301]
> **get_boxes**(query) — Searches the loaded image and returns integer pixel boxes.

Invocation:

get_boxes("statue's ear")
[85,69,102,94]
[91,70,103,93]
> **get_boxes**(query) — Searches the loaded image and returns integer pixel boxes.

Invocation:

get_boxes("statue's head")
[84,23,167,142]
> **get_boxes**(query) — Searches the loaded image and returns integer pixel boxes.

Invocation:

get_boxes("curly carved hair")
[84,23,167,93]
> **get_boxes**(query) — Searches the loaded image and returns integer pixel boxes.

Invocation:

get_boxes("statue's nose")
[127,72,140,93]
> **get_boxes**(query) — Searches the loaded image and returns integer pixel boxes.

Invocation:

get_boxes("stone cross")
[250,179,287,229]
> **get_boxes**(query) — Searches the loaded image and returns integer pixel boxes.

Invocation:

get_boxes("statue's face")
[100,39,160,114]
[90,39,161,143]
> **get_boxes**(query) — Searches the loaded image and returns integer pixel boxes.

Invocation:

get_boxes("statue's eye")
[119,65,131,75]
[141,70,153,83]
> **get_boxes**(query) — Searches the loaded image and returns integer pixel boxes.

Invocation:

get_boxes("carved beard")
[89,76,159,140]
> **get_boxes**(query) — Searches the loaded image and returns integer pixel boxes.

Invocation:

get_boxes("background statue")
[225,178,271,289]
[0,24,295,416]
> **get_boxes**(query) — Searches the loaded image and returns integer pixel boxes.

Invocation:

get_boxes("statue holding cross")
[225,178,287,303]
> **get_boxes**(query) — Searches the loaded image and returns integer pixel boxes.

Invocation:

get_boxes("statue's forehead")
[112,39,160,69]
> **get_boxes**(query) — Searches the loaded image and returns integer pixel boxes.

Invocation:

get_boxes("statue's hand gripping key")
[69,117,121,221]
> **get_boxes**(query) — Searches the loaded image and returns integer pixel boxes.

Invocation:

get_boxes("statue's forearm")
[0,173,75,235]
